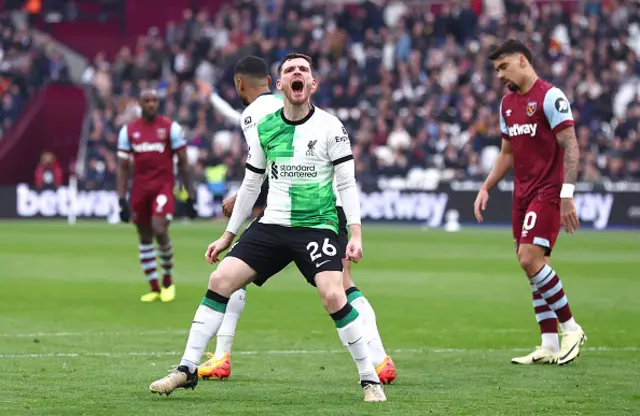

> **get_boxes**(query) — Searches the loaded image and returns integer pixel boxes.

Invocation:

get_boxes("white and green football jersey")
[241,102,352,234]
[240,94,344,206]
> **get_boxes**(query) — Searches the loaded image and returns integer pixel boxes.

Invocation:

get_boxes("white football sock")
[559,317,580,332]
[180,303,225,372]
[350,296,387,367]
[214,289,246,359]
[541,333,560,352]
[337,316,379,383]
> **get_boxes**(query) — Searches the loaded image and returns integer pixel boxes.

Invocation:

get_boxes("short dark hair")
[488,39,533,64]
[234,55,269,78]
[277,53,313,75]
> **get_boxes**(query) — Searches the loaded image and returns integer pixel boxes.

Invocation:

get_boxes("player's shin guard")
[157,242,173,288]
[139,243,160,291]
[332,303,379,384]
[530,265,578,331]
[531,285,560,352]
[214,288,246,359]
[346,287,387,367]
[180,290,229,373]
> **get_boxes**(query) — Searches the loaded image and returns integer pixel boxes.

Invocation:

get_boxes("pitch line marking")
[0,329,629,338]
[0,346,637,359]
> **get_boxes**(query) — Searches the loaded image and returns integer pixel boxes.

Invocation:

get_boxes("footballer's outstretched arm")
[210,92,242,124]
[198,79,243,124]
[116,125,131,200]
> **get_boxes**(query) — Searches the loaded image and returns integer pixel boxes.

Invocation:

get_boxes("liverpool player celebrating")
[117,89,197,303]
[195,57,395,384]
[149,54,386,402]
[474,40,586,365]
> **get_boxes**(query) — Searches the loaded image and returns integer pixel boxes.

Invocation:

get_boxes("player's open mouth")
[291,80,304,92]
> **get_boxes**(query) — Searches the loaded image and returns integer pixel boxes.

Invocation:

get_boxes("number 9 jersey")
[117,116,186,223]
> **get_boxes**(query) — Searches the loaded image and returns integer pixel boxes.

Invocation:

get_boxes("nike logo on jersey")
[315,260,330,268]
[267,144,277,150]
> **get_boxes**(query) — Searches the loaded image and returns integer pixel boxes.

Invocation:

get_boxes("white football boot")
[363,383,387,402]
[511,346,558,365]
[557,326,587,365]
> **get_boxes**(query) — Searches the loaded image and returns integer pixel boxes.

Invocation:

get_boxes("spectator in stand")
[0,14,71,138]
[81,0,640,193]
[34,151,63,189]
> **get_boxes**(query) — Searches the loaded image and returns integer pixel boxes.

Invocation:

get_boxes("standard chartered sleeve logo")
[270,163,318,179]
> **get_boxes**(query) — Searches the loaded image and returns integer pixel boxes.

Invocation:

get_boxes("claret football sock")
[530,284,560,352]
[139,243,160,291]
[157,242,173,288]
[529,265,575,327]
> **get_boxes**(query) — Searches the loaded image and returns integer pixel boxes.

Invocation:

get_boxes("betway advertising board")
[1,182,638,230]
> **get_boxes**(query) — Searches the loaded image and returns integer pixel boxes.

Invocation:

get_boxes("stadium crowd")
[81,0,640,190]
[0,12,70,138]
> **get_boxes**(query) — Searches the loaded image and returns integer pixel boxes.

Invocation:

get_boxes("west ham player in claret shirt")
[117,90,197,303]
[474,40,586,365]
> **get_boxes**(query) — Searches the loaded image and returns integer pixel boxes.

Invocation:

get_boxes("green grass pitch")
[0,220,638,415]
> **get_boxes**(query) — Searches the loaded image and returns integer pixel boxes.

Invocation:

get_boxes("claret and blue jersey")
[117,116,186,193]
[499,78,575,202]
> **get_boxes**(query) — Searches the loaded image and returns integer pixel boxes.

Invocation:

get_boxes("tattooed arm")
[543,87,580,234]
[556,127,580,185]
[556,126,580,234]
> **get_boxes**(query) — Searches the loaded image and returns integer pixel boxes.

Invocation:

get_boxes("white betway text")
[508,123,537,137]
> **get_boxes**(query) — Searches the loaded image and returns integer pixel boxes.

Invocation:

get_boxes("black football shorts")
[226,221,343,287]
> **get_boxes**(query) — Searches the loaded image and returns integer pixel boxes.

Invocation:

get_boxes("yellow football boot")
[140,291,161,302]
[160,285,176,303]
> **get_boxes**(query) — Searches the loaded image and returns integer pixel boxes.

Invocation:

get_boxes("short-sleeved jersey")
[243,105,352,234]
[117,116,186,193]
[240,93,344,207]
[499,79,574,202]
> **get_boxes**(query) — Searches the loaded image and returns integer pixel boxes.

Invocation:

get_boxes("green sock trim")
[334,308,359,329]
[200,296,227,313]
[346,290,363,304]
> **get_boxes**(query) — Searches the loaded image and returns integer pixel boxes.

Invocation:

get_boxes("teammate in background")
[117,90,197,303]
[203,83,270,219]
[149,53,387,402]
[474,40,586,365]
[195,57,396,384]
